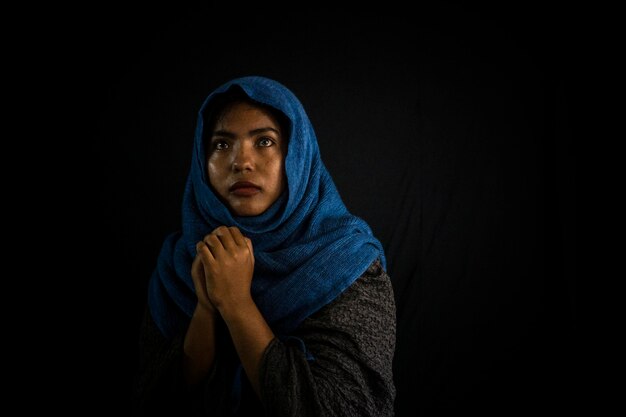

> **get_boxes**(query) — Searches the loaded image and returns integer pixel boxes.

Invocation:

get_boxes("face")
[207,101,288,217]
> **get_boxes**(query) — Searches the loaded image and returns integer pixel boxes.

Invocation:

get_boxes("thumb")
[245,237,254,264]
[191,255,204,287]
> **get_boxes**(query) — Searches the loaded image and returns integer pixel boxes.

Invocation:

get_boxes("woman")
[134,76,396,416]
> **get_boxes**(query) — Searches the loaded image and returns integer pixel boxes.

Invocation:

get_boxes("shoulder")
[362,257,385,278]
[311,258,395,323]
[342,258,394,303]
[297,257,396,361]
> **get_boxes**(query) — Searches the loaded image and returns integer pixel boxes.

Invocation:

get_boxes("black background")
[48,3,577,415]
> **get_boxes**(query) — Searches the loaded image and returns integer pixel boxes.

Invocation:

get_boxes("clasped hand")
[191,226,255,313]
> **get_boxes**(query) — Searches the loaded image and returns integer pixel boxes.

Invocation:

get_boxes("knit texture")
[148,76,386,338]
[134,259,396,416]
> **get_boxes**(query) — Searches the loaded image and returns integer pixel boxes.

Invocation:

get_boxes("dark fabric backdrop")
[73,3,576,415]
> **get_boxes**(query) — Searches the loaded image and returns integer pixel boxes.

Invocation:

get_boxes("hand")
[190,254,217,314]
[195,226,255,313]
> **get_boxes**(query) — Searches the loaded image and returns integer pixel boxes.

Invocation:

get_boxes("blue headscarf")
[148,76,386,338]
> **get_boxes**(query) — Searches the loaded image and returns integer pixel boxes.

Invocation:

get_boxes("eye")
[212,140,229,151]
[258,137,274,147]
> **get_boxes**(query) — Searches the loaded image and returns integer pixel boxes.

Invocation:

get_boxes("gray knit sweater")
[133,259,396,416]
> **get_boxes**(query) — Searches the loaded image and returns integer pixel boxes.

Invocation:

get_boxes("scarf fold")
[148,76,386,338]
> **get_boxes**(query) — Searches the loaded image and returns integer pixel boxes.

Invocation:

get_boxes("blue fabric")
[148,76,386,338]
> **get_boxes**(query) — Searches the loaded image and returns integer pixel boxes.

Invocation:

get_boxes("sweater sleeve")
[259,259,397,417]
[132,307,226,416]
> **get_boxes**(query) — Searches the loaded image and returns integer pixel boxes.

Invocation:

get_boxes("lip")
[229,181,261,196]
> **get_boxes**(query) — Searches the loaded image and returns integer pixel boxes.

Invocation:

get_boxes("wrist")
[194,302,217,318]
[217,295,255,322]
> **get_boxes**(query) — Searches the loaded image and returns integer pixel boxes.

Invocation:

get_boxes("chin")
[234,211,258,217]
[231,205,266,217]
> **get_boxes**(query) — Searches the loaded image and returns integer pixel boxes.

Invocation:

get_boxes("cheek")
[273,157,287,191]
[207,159,222,187]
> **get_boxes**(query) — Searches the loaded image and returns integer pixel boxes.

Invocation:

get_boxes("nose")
[232,142,254,172]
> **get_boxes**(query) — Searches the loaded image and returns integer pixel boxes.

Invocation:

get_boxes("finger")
[244,237,255,265]
[196,240,216,263]
[212,225,238,252]
[244,237,253,252]
[190,254,206,295]
[228,226,248,247]
[203,234,225,259]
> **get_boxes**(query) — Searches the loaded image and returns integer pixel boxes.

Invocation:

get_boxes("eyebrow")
[211,127,280,138]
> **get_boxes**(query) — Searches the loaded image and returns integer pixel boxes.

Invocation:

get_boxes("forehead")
[215,101,278,125]
[210,103,290,144]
